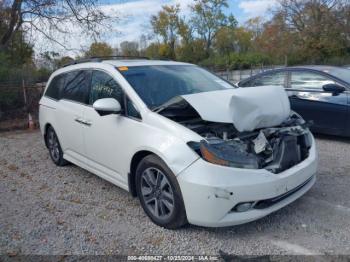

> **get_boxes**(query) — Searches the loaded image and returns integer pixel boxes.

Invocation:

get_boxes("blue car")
[238,66,350,137]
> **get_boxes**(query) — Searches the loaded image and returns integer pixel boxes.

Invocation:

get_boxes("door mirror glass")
[93,98,121,115]
[322,83,345,94]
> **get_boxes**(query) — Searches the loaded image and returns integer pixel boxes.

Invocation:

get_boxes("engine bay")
[159,107,313,173]
[156,90,312,174]
[184,114,311,173]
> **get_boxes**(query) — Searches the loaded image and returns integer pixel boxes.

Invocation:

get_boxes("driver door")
[82,70,140,188]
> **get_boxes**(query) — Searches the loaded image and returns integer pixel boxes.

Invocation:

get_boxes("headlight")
[187,140,261,169]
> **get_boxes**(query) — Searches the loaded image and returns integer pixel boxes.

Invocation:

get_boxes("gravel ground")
[0,130,350,256]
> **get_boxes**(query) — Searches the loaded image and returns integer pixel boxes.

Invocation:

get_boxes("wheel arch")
[128,150,155,197]
[43,123,53,148]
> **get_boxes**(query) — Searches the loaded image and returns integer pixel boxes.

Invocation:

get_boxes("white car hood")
[180,85,291,132]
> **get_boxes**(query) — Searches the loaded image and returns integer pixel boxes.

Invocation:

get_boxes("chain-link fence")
[0,81,45,131]
[213,65,284,84]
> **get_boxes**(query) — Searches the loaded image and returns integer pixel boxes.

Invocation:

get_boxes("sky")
[32,0,278,57]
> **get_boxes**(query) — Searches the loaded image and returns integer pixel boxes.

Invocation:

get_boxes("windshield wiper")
[152,96,185,112]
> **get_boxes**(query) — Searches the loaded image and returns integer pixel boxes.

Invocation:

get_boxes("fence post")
[22,79,27,106]
[22,79,34,130]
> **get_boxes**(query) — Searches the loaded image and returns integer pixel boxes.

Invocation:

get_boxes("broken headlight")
[188,139,263,169]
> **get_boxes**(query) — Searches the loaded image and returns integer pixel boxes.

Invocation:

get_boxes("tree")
[0,0,113,51]
[151,5,182,59]
[252,13,296,64]
[190,0,236,53]
[145,42,162,58]
[214,25,237,55]
[276,0,350,63]
[176,39,207,63]
[85,42,113,57]
[120,41,139,56]
[245,17,265,40]
[56,56,74,67]
[233,27,253,53]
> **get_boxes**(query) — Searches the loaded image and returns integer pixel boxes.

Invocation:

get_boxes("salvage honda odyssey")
[39,58,318,229]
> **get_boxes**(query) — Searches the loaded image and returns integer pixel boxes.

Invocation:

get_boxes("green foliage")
[1,0,350,83]
[35,67,52,83]
[0,28,34,84]
[56,56,74,67]
[200,52,271,70]
[145,43,162,59]
[85,42,113,58]
[190,0,233,52]
[146,0,350,68]
[151,5,182,59]
[176,39,207,63]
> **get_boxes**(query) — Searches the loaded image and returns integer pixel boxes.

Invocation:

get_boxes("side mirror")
[322,83,345,94]
[93,98,121,115]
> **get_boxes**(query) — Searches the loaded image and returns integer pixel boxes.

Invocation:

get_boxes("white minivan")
[39,58,317,229]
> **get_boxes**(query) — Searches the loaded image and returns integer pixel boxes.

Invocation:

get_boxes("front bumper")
[177,135,318,227]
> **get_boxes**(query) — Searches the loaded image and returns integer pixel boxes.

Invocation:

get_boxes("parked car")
[39,58,317,228]
[238,66,350,137]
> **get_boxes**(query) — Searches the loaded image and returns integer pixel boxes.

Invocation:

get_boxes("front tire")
[45,126,68,166]
[136,155,187,229]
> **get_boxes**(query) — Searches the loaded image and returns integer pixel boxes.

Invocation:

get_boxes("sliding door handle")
[75,118,92,126]
[75,118,84,124]
[84,120,92,126]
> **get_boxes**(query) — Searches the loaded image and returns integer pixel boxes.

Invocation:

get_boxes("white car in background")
[39,58,317,228]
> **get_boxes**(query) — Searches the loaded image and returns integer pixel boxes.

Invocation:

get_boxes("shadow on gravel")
[313,133,350,143]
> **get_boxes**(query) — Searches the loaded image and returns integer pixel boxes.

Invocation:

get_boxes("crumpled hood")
[178,85,291,132]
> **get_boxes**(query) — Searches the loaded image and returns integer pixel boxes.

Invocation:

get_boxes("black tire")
[45,126,68,166]
[136,155,187,229]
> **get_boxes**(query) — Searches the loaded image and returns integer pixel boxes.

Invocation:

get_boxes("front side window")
[290,71,335,90]
[45,74,65,100]
[90,70,124,108]
[61,70,91,104]
[119,65,235,109]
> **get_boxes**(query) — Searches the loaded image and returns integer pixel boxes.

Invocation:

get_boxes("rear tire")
[136,155,187,229]
[45,126,68,166]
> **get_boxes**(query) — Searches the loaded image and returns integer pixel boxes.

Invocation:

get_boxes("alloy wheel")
[48,129,60,162]
[140,167,175,220]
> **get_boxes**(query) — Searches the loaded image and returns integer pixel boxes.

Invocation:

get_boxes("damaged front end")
[186,114,312,174]
[156,86,313,174]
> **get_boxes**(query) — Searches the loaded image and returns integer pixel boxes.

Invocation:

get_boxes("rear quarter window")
[61,70,91,104]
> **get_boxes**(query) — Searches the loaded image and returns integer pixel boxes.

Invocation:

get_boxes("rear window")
[45,74,65,100]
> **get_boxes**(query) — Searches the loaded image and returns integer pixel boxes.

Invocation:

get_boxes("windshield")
[327,68,350,83]
[119,65,235,109]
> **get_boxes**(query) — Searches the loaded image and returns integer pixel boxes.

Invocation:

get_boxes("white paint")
[39,60,317,227]
[181,85,291,132]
